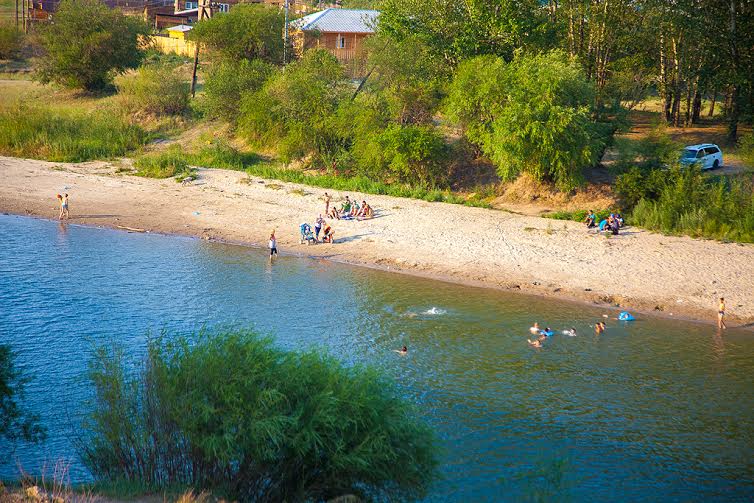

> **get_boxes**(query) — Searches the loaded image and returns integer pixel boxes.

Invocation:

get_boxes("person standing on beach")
[57,193,69,220]
[269,230,278,261]
[324,192,332,215]
[314,214,324,241]
[718,297,727,329]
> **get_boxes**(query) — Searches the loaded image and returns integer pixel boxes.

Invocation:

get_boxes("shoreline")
[1,155,753,328]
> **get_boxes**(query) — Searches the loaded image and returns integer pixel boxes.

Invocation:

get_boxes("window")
[705,146,719,155]
[184,1,197,8]
[218,3,229,12]
[337,34,345,49]
[695,149,705,159]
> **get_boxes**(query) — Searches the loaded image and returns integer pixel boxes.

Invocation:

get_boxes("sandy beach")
[1,155,752,326]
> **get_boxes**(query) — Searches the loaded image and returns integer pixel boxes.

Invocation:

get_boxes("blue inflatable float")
[618,311,635,321]
[539,329,555,337]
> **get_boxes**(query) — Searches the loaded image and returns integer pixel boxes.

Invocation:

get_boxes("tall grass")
[80,329,439,502]
[0,105,149,162]
[162,140,492,207]
[623,166,754,242]
[134,146,195,181]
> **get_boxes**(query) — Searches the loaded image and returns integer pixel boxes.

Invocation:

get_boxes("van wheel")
[713,159,720,170]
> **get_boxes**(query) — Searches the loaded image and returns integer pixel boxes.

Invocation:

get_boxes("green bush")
[445,50,604,190]
[80,329,439,501]
[34,0,149,91]
[0,345,45,448]
[201,59,273,123]
[0,24,24,60]
[134,146,195,180]
[187,139,263,170]
[738,133,754,167]
[0,105,149,162]
[116,66,190,116]
[624,165,754,242]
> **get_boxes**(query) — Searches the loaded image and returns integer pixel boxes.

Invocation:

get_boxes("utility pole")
[15,0,19,30]
[283,0,289,65]
[190,0,212,97]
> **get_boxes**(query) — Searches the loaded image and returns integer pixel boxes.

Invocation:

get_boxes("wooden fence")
[148,35,196,57]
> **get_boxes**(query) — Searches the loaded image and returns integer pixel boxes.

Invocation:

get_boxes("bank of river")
[2,156,754,325]
[1,214,753,501]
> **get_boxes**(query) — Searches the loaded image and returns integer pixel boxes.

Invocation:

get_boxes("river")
[0,214,752,501]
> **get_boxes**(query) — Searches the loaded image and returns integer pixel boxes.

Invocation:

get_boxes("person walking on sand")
[57,193,69,220]
[314,214,324,241]
[718,297,727,330]
[269,230,278,261]
[324,192,332,215]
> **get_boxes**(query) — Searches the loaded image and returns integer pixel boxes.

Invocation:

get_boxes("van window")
[696,149,705,159]
[681,149,697,160]
[705,146,719,155]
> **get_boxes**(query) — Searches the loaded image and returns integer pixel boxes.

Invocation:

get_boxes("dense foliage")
[116,66,190,116]
[0,23,25,60]
[80,329,439,502]
[34,0,149,90]
[200,59,273,123]
[189,4,285,64]
[0,345,45,448]
[134,146,195,181]
[0,106,149,162]
[446,51,603,189]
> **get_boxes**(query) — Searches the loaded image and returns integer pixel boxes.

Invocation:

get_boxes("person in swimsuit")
[528,338,543,348]
[718,297,727,329]
[394,345,408,355]
[322,224,334,243]
[529,322,540,334]
[324,193,332,215]
[269,230,278,261]
[58,193,70,220]
[595,323,604,334]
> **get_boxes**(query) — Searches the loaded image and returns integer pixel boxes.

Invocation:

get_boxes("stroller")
[299,223,317,245]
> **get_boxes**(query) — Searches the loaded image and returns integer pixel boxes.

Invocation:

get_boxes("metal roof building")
[290,8,379,33]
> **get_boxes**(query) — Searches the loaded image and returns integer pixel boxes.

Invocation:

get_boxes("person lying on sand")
[394,345,408,355]
[529,322,540,334]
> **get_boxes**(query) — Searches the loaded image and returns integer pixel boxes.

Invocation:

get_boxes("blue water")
[1,214,753,501]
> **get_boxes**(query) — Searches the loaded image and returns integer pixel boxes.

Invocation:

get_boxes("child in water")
[718,297,727,329]
[269,230,278,261]
[529,322,540,334]
[394,345,408,355]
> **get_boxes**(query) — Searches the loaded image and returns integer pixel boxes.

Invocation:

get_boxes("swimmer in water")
[529,322,540,334]
[564,327,577,336]
[394,345,408,355]
[595,323,604,334]
[528,338,542,348]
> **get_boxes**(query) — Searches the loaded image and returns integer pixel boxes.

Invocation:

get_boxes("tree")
[201,59,273,123]
[0,345,45,449]
[446,51,604,189]
[80,330,439,502]
[239,49,349,164]
[34,0,148,91]
[189,4,285,64]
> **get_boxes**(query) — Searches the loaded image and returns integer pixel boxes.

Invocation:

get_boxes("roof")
[290,8,379,34]
[173,7,198,15]
[684,143,718,149]
[166,24,193,32]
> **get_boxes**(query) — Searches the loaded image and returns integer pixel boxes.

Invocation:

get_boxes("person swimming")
[394,345,408,355]
[563,327,577,336]
[528,339,542,348]
[595,322,604,334]
[529,322,540,334]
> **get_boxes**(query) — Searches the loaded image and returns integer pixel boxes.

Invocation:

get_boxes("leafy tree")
[201,59,273,123]
[239,49,349,163]
[80,329,439,502]
[34,0,148,91]
[0,345,45,449]
[446,50,603,190]
[189,4,285,64]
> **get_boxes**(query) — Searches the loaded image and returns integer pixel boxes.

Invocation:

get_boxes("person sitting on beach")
[610,215,620,235]
[584,210,596,228]
[358,201,374,220]
[615,213,625,227]
[322,224,334,243]
[598,218,609,232]
[349,200,360,218]
[394,345,408,355]
[529,322,541,334]
[328,206,341,220]
[341,196,352,215]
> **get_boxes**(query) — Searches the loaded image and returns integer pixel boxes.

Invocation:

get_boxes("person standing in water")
[394,345,407,355]
[269,230,278,261]
[718,297,727,329]
[57,193,70,220]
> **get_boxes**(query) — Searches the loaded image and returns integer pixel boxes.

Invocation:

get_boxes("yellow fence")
[149,35,196,57]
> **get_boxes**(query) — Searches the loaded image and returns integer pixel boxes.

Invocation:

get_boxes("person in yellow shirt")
[718,297,727,330]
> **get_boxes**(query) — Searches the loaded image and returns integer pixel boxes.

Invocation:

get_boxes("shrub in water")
[116,66,190,116]
[0,105,148,162]
[80,329,439,501]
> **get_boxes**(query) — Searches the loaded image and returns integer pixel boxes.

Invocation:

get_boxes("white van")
[679,143,723,170]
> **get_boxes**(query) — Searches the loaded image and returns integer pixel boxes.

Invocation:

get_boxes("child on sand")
[269,230,278,261]
[57,193,69,220]
[718,297,727,329]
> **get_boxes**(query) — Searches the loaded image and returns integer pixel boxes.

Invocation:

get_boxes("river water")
[0,214,752,501]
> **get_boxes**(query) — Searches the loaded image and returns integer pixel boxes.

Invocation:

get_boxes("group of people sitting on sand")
[300,215,335,245]
[584,210,624,235]
[326,194,374,220]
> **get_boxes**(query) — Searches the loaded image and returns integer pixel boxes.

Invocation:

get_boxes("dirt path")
[1,155,753,326]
